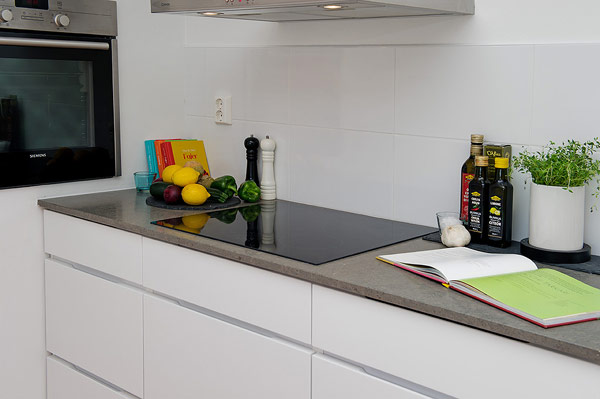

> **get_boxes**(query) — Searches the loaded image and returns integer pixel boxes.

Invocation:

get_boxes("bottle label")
[461,173,475,221]
[488,195,503,238]
[468,191,482,233]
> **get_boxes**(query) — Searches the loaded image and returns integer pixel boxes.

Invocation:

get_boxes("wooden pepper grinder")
[244,135,260,186]
[260,135,276,200]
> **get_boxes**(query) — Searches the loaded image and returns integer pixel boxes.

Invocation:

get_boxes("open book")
[377,247,600,328]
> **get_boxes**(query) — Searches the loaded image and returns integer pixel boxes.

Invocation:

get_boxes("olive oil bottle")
[488,157,513,247]
[468,155,490,244]
[460,134,484,223]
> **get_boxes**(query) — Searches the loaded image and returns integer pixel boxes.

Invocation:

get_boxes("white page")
[379,247,537,282]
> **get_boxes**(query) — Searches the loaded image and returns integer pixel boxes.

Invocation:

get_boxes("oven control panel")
[0,0,117,37]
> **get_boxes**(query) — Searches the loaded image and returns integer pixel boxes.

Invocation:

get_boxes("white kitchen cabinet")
[312,354,430,399]
[143,237,312,343]
[312,285,600,399]
[143,294,313,399]
[47,356,138,399]
[45,259,144,398]
[44,210,143,283]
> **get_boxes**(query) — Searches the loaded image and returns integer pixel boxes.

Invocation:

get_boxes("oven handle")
[0,37,109,50]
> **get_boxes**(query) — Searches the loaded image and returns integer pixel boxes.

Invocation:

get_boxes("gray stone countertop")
[38,189,600,366]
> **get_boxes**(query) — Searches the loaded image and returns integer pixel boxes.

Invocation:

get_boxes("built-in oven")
[0,0,119,189]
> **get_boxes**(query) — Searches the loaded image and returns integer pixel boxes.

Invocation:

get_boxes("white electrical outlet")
[215,96,232,125]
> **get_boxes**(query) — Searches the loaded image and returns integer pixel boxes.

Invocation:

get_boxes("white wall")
[181,0,600,254]
[0,1,184,397]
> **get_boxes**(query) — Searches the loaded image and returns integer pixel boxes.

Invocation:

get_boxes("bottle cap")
[495,157,509,168]
[475,155,488,167]
[471,134,484,144]
[470,145,483,156]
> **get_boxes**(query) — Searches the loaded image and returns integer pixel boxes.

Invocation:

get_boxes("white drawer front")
[44,210,142,284]
[144,295,312,399]
[45,259,143,397]
[47,356,138,399]
[313,354,430,399]
[143,237,312,343]
[312,285,600,399]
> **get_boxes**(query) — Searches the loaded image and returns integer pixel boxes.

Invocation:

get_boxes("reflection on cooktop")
[152,200,436,265]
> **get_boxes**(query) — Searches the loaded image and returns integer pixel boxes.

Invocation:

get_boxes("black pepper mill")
[244,135,260,186]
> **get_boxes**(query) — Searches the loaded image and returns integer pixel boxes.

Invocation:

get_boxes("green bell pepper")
[238,180,261,203]
[210,175,238,198]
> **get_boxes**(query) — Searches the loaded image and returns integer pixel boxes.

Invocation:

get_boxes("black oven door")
[0,31,119,189]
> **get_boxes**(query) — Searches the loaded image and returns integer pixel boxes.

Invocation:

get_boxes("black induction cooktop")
[152,200,436,265]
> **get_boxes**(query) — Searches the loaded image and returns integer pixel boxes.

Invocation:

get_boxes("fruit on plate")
[205,187,229,203]
[149,181,170,200]
[162,164,182,183]
[198,175,215,189]
[181,183,210,206]
[172,167,200,187]
[183,160,205,176]
[163,184,182,205]
[210,175,238,198]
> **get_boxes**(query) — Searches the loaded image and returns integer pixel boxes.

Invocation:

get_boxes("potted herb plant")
[513,138,600,251]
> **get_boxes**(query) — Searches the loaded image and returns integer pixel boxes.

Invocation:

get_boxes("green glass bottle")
[468,155,490,244]
[488,157,513,247]
[460,134,484,223]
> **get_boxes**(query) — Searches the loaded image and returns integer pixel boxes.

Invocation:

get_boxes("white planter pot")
[529,182,585,251]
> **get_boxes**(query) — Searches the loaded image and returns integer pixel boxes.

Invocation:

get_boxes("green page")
[460,269,600,320]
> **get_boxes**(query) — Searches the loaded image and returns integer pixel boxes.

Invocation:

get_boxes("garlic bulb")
[441,224,471,247]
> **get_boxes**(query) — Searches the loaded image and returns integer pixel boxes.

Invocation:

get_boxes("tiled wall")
[183,43,600,252]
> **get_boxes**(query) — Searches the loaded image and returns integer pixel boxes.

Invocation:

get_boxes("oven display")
[15,0,49,10]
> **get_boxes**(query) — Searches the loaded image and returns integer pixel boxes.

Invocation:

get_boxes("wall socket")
[215,96,232,125]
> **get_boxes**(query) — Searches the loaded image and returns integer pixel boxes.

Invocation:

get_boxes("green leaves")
[513,138,600,199]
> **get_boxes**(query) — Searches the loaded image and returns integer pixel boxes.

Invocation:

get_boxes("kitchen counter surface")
[39,189,600,366]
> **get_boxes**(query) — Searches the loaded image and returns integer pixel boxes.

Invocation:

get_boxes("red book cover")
[161,141,175,167]
[154,140,166,178]
[154,139,186,178]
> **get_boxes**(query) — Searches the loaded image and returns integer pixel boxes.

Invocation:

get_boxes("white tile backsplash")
[395,45,534,143]
[289,47,396,133]
[393,135,466,227]
[243,47,290,124]
[288,126,395,218]
[203,48,246,122]
[532,44,600,144]
[184,43,600,254]
[184,48,207,117]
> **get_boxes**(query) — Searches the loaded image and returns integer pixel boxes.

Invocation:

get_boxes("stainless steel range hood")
[151,0,474,22]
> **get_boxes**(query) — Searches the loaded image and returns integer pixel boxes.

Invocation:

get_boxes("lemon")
[182,213,210,230]
[172,167,200,187]
[181,184,210,205]
[162,164,182,183]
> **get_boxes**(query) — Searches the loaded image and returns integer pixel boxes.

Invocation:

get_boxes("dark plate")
[146,195,241,211]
